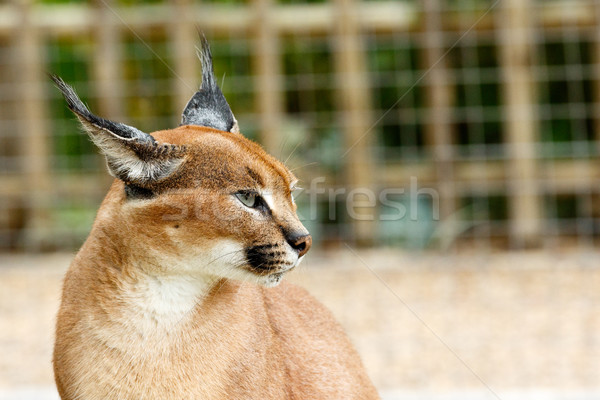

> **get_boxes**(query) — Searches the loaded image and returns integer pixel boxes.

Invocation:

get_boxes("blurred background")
[1,0,600,399]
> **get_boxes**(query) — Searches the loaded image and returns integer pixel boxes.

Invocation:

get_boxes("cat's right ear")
[50,74,186,186]
[180,35,239,134]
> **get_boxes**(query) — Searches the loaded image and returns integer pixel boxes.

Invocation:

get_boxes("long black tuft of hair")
[49,73,153,144]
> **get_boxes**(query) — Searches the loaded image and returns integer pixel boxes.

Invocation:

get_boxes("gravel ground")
[1,249,600,398]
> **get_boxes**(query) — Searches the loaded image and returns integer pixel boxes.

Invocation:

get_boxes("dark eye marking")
[245,167,265,187]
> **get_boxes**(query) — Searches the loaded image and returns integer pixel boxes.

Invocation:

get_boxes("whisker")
[277,133,290,160]
[284,140,303,165]
[203,249,245,267]
[289,161,319,173]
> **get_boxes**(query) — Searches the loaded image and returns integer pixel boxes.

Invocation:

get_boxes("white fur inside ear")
[230,118,240,134]
[82,121,182,182]
[105,151,183,182]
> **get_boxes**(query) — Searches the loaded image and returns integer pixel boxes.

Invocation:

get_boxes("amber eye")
[235,191,259,208]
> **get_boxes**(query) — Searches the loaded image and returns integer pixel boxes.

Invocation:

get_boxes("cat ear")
[180,35,239,133]
[50,74,185,185]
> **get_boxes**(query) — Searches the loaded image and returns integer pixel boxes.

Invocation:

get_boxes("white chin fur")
[261,272,285,288]
[174,240,300,288]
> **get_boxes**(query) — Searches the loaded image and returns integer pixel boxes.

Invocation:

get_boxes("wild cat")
[51,37,379,399]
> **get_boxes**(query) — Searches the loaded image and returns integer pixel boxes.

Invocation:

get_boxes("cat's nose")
[286,232,312,257]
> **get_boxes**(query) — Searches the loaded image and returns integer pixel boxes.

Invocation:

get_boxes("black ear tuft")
[180,35,239,133]
[49,74,154,145]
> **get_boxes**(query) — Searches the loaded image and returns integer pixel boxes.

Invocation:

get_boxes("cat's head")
[52,37,310,287]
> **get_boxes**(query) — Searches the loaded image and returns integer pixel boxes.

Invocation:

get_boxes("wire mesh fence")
[0,0,599,251]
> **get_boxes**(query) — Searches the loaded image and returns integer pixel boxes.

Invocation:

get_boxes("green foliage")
[47,37,99,172]
[40,0,86,4]
[40,3,597,248]
[545,194,579,221]
[210,39,255,138]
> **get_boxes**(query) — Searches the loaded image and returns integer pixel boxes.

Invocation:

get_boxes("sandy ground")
[1,249,600,398]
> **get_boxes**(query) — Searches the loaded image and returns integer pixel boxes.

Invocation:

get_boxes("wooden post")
[593,1,600,148]
[252,0,284,155]
[92,0,123,186]
[421,0,456,248]
[170,0,198,127]
[15,0,52,250]
[498,0,542,248]
[334,0,375,246]
[92,0,123,121]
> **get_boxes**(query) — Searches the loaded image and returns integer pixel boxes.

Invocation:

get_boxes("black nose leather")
[286,232,312,257]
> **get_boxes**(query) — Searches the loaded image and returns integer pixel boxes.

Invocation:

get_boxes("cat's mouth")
[244,243,297,276]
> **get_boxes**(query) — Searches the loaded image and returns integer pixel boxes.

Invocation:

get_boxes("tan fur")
[54,125,379,399]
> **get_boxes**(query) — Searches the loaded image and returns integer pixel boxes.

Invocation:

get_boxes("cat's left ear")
[50,74,185,186]
[180,36,239,134]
